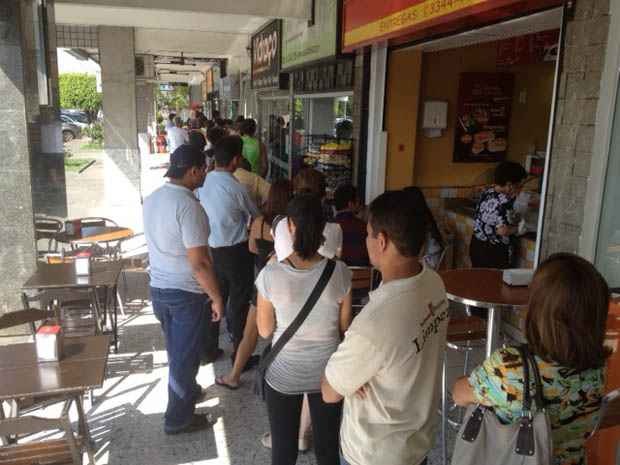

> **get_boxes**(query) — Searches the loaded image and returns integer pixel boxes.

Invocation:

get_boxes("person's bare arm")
[248,218,260,255]
[256,292,276,338]
[321,375,344,403]
[187,246,223,321]
[496,224,518,236]
[452,376,478,407]
[339,291,353,335]
[259,142,268,178]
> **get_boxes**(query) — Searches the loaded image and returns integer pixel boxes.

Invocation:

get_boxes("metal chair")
[34,215,64,257]
[0,399,83,464]
[22,291,102,338]
[440,309,487,465]
[349,266,379,316]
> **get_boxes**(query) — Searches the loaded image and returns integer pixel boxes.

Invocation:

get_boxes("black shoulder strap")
[523,345,546,410]
[517,345,532,415]
[258,259,336,372]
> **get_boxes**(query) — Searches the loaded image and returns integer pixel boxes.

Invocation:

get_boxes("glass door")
[595,77,620,290]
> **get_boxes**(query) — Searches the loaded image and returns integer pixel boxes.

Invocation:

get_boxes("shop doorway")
[384,6,565,270]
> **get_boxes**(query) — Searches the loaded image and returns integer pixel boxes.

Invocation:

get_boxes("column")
[0,0,38,315]
[99,26,143,232]
[99,26,140,192]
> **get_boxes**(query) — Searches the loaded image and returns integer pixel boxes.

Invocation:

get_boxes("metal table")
[23,262,124,352]
[56,226,134,259]
[0,335,110,464]
[440,268,530,358]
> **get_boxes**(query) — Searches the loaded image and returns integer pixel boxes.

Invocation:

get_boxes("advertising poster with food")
[453,72,514,163]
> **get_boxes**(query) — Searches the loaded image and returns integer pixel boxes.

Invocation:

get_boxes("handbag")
[254,259,336,399]
[451,345,554,465]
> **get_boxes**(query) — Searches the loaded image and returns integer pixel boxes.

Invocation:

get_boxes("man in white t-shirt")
[321,190,448,465]
[167,116,188,154]
[144,145,223,435]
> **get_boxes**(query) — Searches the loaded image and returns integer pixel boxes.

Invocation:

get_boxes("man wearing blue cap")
[143,144,223,435]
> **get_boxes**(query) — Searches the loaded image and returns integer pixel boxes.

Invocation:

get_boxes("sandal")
[215,376,240,391]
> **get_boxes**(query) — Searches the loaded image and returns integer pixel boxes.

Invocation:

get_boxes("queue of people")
[143,128,612,465]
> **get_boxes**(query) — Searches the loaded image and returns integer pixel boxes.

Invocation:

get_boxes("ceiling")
[403,7,563,53]
[54,0,311,76]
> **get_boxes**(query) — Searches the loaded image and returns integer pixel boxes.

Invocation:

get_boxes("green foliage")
[155,85,189,112]
[59,73,102,112]
[84,122,103,145]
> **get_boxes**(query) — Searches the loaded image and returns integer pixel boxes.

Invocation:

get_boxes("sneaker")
[260,432,310,453]
[164,414,212,435]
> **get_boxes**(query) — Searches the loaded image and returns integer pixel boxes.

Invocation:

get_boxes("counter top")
[445,198,536,242]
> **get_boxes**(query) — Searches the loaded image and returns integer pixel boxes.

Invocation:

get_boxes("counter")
[444,198,537,270]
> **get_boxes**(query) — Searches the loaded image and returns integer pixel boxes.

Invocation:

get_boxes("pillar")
[99,26,140,192]
[99,26,143,232]
[0,0,38,315]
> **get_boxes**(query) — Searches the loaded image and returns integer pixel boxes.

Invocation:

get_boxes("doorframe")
[579,0,620,261]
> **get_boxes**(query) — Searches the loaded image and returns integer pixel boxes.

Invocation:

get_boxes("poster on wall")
[282,0,338,70]
[453,72,514,163]
[497,29,560,66]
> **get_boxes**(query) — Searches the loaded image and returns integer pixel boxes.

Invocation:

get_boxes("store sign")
[282,0,338,70]
[342,0,536,51]
[453,73,514,163]
[251,20,287,89]
[292,59,354,93]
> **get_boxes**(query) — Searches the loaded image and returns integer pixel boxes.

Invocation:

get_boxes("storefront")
[282,0,356,195]
[250,19,292,181]
[341,1,619,462]
[343,0,565,269]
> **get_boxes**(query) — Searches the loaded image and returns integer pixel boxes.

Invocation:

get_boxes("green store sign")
[282,0,338,70]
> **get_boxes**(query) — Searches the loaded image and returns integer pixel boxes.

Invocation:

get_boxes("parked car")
[61,109,90,124]
[61,115,82,143]
[60,111,90,131]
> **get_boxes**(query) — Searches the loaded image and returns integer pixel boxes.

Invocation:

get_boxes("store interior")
[384,7,563,271]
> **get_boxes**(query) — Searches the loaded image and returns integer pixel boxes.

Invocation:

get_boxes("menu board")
[453,72,514,163]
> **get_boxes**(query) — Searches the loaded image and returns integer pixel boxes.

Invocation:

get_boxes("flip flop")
[215,377,240,391]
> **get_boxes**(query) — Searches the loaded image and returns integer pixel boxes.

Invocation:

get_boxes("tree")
[155,84,189,112]
[59,73,102,112]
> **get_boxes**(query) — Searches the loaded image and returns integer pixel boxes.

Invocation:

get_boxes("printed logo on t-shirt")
[412,299,448,354]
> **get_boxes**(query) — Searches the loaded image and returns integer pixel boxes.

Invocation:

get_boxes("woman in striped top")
[256,193,353,465]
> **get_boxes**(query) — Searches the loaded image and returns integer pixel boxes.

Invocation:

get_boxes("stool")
[441,314,487,465]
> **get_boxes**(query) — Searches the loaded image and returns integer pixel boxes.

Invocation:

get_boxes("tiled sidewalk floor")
[17,300,479,465]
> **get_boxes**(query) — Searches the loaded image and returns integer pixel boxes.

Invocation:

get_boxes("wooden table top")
[23,261,123,290]
[440,268,530,309]
[56,226,133,245]
[0,335,110,400]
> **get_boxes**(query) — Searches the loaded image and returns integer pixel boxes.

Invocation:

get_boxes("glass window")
[595,77,620,290]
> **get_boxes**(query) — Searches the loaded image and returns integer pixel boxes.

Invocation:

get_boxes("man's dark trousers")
[209,241,254,354]
[151,287,206,433]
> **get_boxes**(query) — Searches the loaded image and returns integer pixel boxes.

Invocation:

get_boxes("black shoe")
[164,414,212,435]
[201,348,224,365]
[242,354,260,373]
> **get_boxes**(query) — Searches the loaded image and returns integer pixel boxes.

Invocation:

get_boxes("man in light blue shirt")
[197,136,259,363]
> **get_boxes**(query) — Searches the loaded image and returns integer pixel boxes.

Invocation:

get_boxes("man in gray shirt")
[197,136,260,366]
[143,145,223,435]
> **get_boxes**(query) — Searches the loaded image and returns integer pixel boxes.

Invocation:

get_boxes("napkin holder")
[502,268,534,287]
[74,252,92,276]
[35,324,63,362]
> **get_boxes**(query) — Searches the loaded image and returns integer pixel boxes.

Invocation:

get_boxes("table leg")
[112,285,119,353]
[75,394,96,465]
[485,307,501,359]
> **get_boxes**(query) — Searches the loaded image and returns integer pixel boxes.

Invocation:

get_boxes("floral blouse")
[473,188,515,245]
[469,347,605,465]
